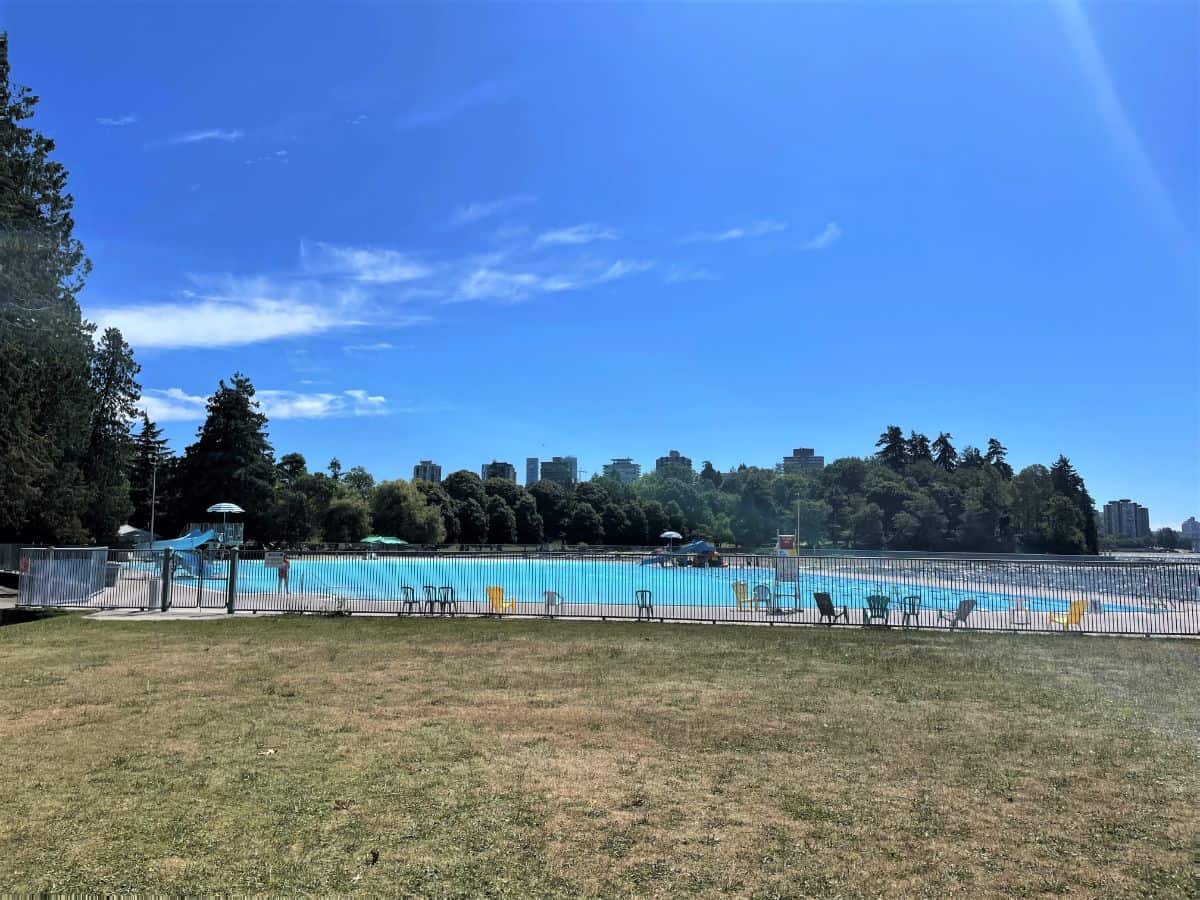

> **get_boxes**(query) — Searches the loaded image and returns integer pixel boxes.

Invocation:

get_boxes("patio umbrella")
[361,535,408,545]
[660,530,682,548]
[206,502,244,546]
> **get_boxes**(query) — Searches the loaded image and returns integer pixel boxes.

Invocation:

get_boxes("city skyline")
[7,2,1194,527]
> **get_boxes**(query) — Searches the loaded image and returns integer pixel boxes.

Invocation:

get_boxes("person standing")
[277,554,290,594]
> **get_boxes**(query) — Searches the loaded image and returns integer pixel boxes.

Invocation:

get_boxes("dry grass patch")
[0,614,1197,896]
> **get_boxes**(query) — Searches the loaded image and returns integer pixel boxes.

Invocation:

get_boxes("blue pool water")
[170,556,1161,615]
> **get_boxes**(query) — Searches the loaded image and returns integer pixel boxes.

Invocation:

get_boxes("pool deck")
[75,594,1199,636]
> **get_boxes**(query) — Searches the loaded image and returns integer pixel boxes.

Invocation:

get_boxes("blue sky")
[3,1,1196,527]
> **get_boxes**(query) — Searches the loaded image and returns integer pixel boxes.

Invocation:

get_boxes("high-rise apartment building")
[655,450,693,478]
[525,457,540,487]
[602,457,642,484]
[780,447,825,475]
[538,456,579,487]
[1102,499,1151,539]
[412,460,441,482]
[481,460,517,482]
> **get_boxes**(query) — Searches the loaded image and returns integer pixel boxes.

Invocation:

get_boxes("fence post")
[159,549,173,612]
[226,549,238,614]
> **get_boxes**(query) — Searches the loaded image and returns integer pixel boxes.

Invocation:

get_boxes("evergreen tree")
[82,327,141,542]
[985,437,1013,479]
[0,33,95,542]
[874,425,908,470]
[177,373,276,537]
[699,460,723,488]
[932,432,957,472]
[129,412,172,533]
[906,431,932,463]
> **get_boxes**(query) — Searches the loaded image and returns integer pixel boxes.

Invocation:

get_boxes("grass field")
[1,614,1197,896]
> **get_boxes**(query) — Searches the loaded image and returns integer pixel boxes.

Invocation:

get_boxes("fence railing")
[14,547,1200,636]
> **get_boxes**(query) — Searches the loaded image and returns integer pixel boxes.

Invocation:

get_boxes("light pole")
[149,462,158,540]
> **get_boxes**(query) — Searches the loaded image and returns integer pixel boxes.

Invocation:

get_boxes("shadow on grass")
[0,607,76,628]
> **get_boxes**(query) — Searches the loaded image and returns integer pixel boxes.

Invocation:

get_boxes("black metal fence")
[15,546,1200,636]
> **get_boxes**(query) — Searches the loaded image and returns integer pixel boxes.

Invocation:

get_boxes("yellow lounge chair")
[486,585,517,615]
[1048,599,1086,629]
[732,580,754,610]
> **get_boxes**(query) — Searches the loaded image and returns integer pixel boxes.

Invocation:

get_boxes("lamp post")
[149,463,158,541]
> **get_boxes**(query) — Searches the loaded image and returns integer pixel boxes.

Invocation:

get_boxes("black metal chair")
[422,585,438,615]
[439,585,457,616]
[635,589,653,621]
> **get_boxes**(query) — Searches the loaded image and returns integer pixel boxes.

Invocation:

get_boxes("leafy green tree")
[512,493,543,544]
[641,500,669,542]
[932,432,957,471]
[482,477,523,510]
[0,33,95,542]
[1155,528,1179,550]
[485,496,517,544]
[664,500,687,535]
[342,466,375,502]
[327,458,342,481]
[699,461,723,488]
[129,412,172,533]
[442,470,487,507]
[958,446,985,469]
[276,452,308,487]
[415,481,458,544]
[1038,494,1086,554]
[875,425,908,470]
[850,502,885,549]
[177,373,276,537]
[323,495,370,543]
[373,480,445,543]
[622,500,648,545]
[566,502,604,544]
[82,327,141,542]
[529,480,570,541]
[794,499,831,548]
[455,497,488,544]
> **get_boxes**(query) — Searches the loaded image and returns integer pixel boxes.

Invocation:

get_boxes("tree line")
[0,33,1105,555]
[122,376,1103,554]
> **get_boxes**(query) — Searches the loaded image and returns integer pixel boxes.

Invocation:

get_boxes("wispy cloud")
[343,342,394,352]
[300,241,432,284]
[802,221,843,251]
[97,114,137,127]
[451,258,652,303]
[399,80,510,129]
[350,114,368,126]
[535,223,619,247]
[88,275,425,350]
[683,219,787,244]
[141,387,390,422]
[450,194,536,226]
[168,128,245,145]
[664,265,718,284]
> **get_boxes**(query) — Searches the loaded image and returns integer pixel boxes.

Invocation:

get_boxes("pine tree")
[985,437,1013,479]
[82,328,141,542]
[129,412,172,534]
[874,425,909,470]
[0,32,96,541]
[177,373,276,537]
[906,431,932,463]
[932,432,957,471]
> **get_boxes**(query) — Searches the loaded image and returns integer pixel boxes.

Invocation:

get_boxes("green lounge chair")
[900,595,921,628]
[863,594,890,626]
[937,598,977,629]
[813,591,848,625]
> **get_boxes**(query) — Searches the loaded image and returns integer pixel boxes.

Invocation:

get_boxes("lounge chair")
[751,583,773,610]
[422,584,438,615]
[731,580,754,610]
[1048,599,1086,630]
[438,585,457,616]
[863,594,890,626]
[937,598,977,629]
[635,589,653,621]
[543,591,564,615]
[813,591,848,626]
[400,585,418,615]
[900,595,921,628]
[486,585,517,615]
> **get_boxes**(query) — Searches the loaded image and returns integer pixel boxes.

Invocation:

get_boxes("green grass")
[1,615,1197,896]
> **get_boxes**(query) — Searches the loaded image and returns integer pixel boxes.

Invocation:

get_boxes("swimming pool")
[204,555,1163,615]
